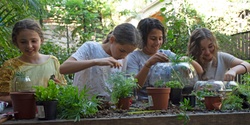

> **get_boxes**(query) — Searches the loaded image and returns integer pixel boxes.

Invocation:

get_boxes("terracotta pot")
[10,92,36,119]
[117,97,131,110]
[204,96,222,110]
[146,87,171,110]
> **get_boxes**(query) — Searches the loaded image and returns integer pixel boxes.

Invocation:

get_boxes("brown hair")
[187,28,219,79]
[12,19,44,46]
[103,23,141,48]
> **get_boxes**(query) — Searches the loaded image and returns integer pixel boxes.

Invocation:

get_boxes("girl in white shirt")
[60,23,141,100]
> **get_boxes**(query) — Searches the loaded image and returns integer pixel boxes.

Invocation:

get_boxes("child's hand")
[50,75,61,84]
[95,57,122,68]
[146,52,169,67]
[224,70,236,81]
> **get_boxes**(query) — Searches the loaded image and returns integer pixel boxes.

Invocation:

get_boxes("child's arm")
[181,56,204,75]
[190,60,204,75]
[60,57,121,74]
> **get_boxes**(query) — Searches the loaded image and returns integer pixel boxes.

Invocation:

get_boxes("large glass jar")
[12,75,32,92]
[149,62,198,88]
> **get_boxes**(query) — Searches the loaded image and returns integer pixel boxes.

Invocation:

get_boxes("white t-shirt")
[72,41,123,100]
[126,49,176,100]
[201,52,235,80]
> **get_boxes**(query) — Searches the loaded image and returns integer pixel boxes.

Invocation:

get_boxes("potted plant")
[148,55,198,109]
[169,55,198,95]
[193,88,223,110]
[165,80,184,105]
[203,91,223,110]
[34,79,60,120]
[193,81,225,110]
[146,80,171,110]
[107,72,138,110]
[56,85,99,122]
[10,71,36,119]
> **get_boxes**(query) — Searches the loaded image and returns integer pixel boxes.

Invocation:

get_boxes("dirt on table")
[92,100,250,119]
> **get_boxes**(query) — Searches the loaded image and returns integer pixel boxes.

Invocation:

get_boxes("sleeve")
[51,56,67,85]
[0,60,16,93]
[126,53,140,75]
[121,57,128,72]
[71,42,91,61]
[162,50,176,59]
[220,52,235,69]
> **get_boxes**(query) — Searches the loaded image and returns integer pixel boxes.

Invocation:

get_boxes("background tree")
[0,0,47,65]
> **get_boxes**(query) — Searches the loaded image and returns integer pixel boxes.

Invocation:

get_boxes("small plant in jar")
[12,71,32,92]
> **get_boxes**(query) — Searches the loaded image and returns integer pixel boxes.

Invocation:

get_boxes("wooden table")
[2,109,250,125]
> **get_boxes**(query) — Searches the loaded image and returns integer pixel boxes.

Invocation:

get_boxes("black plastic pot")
[36,100,57,120]
[182,95,196,107]
[170,88,182,105]
[182,86,193,95]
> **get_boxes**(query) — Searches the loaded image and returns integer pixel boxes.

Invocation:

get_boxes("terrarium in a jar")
[193,81,226,92]
[149,62,198,93]
[11,72,32,92]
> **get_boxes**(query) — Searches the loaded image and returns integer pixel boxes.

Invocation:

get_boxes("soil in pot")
[147,87,171,110]
[204,96,222,110]
[36,100,58,120]
[10,92,36,119]
[117,97,131,110]
[170,88,182,106]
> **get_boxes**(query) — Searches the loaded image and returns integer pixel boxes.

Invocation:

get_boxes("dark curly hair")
[137,18,166,49]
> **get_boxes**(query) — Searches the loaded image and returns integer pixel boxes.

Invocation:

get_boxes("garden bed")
[2,110,250,125]
[2,101,250,125]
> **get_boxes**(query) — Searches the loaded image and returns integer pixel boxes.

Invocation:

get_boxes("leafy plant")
[154,79,166,88]
[107,72,138,104]
[191,88,222,109]
[57,85,99,121]
[192,89,221,101]
[177,98,191,125]
[34,78,100,121]
[224,74,250,110]
[165,80,184,89]
[169,54,191,65]
[222,94,243,110]
[154,79,184,89]
[34,80,60,101]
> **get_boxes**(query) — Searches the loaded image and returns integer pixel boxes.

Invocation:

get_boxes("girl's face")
[16,29,42,57]
[200,38,215,62]
[110,40,136,60]
[143,29,163,55]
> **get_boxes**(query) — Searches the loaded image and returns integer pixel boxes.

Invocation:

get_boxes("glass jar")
[194,80,226,92]
[12,75,32,92]
[149,62,198,88]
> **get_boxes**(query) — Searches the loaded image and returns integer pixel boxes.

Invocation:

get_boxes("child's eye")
[20,41,26,44]
[208,45,214,49]
[150,37,157,41]
[120,49,126,53]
